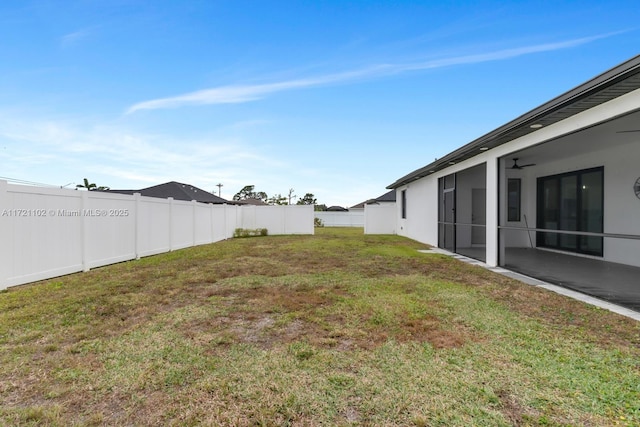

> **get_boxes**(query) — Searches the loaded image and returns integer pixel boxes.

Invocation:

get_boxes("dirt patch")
[496,389,526,426]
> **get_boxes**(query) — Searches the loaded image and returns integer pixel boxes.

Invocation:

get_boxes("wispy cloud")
[126,66,387,114]
[60,28,92,47]
[0,114,287,195]
[126,33,613,114]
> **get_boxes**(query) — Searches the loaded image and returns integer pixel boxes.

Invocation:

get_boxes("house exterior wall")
[604,142,640,266]
[394,87,640,267]
[395,177,438,245]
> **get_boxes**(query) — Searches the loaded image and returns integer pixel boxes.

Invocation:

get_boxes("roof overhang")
[387,54,640,189]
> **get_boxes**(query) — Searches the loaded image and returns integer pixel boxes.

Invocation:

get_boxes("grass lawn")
[1,228,639,426]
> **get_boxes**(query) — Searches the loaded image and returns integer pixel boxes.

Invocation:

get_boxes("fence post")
[169,197,174,251]
[282,205,287,235]
[134,193,141,259]
[210,203,215,243]
[0,180,8,289]
[224,204,229,239]
[81,191,90,272]
[192,200,197,246]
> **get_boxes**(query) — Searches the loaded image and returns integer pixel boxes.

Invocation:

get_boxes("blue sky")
[1,1,638,207]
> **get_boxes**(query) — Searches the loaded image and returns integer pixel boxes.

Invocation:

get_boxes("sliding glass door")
[536,167,603,256]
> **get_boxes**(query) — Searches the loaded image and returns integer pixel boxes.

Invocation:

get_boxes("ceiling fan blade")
[510,158,535,169]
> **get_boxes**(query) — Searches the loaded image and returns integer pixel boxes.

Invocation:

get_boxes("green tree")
[256,191,268,202]
[267,193,288,205]
[233,185,255,200]
[233,185,269,202]
[296,193,317,205]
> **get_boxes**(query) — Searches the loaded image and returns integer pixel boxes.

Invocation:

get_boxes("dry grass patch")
[180,273,470,353]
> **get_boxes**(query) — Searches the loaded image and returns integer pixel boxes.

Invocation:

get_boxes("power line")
[0,176,61,188]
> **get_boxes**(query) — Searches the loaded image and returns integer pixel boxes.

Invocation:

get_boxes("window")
[536,167,603,256]
[401,190,407,219]
[507,179,521,222]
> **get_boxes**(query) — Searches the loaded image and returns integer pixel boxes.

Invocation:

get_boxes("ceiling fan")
[510,158,536,170]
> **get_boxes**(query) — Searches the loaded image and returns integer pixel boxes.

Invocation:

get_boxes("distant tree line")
[233,185,326,210]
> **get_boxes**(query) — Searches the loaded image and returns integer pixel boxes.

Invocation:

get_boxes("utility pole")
[216,183,223,197]
[288,188,296,205]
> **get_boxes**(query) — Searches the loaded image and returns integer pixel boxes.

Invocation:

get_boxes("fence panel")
[240,205,257,230]
[137,195,171,257]
[242,205,313,234]
[211,204,231,242]
[1,183,84,286]
[253,206,283,233]
[285,205,314,234]
[170,199,195,250]
[84,192,137,269]
[364,203,397,234]
[194,203,214,245]
[315,211,364,227]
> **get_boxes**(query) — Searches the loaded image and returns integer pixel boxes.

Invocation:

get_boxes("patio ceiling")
[505,108,640,166]
[388,54,640,189]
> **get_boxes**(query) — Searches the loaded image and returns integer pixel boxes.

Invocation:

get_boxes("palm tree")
[76,178,109,191]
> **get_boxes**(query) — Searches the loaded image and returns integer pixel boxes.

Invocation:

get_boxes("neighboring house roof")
[326,205,348,211]
[349,200,375,210]
[108,181,228,204]
[388,53,640,189]
[232,198,268,206]
[374,190,396,203]
[350,190,397,209]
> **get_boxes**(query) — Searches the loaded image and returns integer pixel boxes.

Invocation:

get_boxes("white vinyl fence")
[0,181,313,290]
[364,203,397,234]
[315,211,364,227]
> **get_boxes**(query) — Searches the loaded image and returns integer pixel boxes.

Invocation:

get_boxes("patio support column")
[485,158,499,267]
[498,158,506,265]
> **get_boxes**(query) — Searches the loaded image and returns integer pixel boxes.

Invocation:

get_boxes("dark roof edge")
[387,53,640,189]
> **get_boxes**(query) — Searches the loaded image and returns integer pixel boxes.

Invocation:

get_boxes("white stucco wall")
[395,177,438,246]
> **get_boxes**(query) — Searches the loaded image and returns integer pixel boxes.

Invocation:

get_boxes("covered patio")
[497,108,640,311]
[503,247,640,311]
